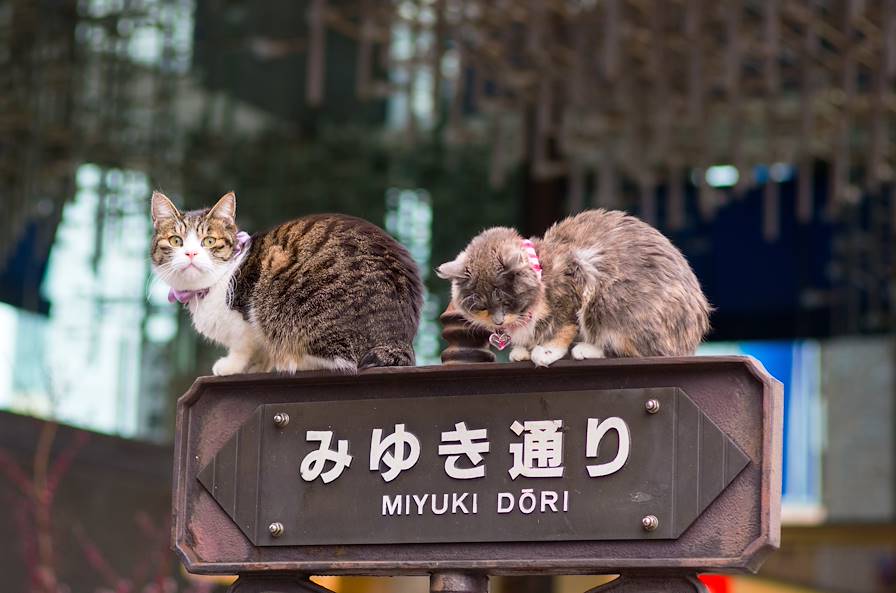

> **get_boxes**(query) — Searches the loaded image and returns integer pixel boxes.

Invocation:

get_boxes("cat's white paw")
[212,355,247,376]
[531,345,566,367]
[509,346,531,362]
[571,342,605,360]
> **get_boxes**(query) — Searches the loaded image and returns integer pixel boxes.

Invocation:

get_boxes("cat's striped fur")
[151,192,422,375]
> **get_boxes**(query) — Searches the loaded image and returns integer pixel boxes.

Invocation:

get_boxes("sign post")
[172,313,782,593]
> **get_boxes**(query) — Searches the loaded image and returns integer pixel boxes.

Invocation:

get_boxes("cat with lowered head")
[436,209,710,367]
[150,191,422,375]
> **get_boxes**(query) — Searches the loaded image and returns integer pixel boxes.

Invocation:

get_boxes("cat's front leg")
[509,345,531,361]
[571,342,605,360]
[212,344,258,376]
[530,324,577,367]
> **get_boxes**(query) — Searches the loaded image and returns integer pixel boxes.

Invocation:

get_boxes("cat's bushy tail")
[359,343,416,369]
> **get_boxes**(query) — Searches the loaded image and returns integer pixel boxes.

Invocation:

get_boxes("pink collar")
[521,239,542,280]
[168,231,251,305]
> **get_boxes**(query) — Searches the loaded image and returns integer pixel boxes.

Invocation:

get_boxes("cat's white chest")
[508,322,537,347]
[188,277,251,348]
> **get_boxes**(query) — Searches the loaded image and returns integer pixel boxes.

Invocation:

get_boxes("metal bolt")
[272,412,290,428]
[641,515,659,531]
[269,522,284,537]
[645,399,660,414]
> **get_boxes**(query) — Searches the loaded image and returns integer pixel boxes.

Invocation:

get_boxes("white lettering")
[519,489,537,514]
[300,431,353,484]
[383,490,569,517]
[494,490,570,515]
[541,490,558,512]
[586,417,631,477]
[431,493,449,515]
[382,495,403,516]
[413,493,429,515]
[439,422,490,479]
[497,492,515,513]
[370,424,421,482]
[451,492,470,514]
[508,420,564,479]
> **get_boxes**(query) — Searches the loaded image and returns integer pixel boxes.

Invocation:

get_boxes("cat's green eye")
[169,235,183,247]
[202,236,217,248]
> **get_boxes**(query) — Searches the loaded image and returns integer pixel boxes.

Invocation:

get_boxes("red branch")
[73,524,127,591]
[1,423,191,593]
[0,448,35,495]
[46,431,90,501]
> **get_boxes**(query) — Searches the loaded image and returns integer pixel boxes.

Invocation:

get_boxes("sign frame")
[172,356,782,576]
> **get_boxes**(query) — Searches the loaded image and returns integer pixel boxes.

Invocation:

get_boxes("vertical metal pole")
[585,574,708,593]
[431,572,489,593]
[228,574,338,593]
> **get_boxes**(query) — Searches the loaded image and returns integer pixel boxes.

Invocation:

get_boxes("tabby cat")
[436,209,710,366]
[150,192,422,375]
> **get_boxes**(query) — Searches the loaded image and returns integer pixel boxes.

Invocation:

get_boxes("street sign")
[197,387,748,546]
[173,357,781,576]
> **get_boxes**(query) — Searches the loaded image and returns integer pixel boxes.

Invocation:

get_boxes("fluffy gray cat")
[436,209,710,366]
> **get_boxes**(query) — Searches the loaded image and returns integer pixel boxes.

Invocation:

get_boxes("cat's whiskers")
[146,272,169,299]
[148,261,179,287]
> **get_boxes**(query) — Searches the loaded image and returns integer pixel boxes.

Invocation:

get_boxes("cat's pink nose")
[185,250,198,259]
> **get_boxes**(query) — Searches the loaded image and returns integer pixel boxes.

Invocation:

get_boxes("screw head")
[645,399,660,414]
[641,515,659,531]
[273,412,290,428]
[269,522,284,537]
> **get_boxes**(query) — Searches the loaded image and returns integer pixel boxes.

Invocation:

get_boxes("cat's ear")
[209,191,236,224]
[498,248,528,274]
[436,252,467,280]
[151,191,180,226]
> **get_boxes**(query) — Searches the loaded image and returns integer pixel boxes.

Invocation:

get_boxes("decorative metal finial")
[440,302,495,364]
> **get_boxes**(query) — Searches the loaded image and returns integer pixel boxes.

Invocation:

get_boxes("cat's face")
[437,228,542,331]
[150,192,240,290]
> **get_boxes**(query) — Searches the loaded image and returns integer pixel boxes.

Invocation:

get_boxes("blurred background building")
[0,1,893,592]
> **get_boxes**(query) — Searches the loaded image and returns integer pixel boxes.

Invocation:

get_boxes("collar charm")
[488,311,534,352]
[489,332,511,351]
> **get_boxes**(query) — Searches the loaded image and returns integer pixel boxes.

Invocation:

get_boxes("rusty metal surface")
[196,387,747,546]
[430,572,489,593]
[173,357,782,576]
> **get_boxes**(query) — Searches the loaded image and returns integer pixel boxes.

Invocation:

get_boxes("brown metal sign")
[198,388,748,546]
[173,357,782,575]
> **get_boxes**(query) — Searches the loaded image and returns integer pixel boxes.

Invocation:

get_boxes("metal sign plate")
[198,388,748,546]
[173,357,782,575]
